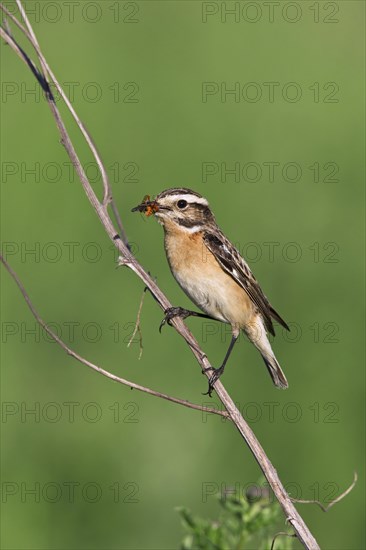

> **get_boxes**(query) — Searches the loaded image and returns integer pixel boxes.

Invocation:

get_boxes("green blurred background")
[1,1,365,548]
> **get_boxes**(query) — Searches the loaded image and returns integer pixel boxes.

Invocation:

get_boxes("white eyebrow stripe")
[169,194,209,206]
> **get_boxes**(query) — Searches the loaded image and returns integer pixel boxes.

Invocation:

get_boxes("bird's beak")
[131,195,159,217]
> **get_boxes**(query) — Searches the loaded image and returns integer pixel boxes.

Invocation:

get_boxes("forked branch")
[0,254,228,419]
[291,472,358,513]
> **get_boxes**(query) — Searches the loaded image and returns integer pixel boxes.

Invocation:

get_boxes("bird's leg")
[159,307,217,333]
[203,332,239,397]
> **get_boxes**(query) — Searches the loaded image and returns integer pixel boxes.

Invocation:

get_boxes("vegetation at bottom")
[178,480,295,550]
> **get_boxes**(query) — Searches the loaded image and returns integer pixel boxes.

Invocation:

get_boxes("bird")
[132,187,290,396]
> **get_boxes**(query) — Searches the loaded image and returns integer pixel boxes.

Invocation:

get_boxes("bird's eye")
[177,200,187,209]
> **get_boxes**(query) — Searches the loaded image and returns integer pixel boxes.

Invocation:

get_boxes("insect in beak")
[131,195,159,217]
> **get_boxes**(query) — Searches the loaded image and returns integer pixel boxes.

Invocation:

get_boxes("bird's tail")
[244,317,289,389]
[261,352,288,389]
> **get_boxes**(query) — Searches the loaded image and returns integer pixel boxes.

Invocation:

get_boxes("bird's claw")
[202,365,225,398]
[159,307,193,333]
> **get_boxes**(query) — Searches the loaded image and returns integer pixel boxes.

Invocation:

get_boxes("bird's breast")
[164,229,253,326]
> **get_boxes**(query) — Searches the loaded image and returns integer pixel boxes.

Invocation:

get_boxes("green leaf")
[177,481,294,550]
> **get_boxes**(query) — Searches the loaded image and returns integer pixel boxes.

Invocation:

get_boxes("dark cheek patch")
[177,217,204,228]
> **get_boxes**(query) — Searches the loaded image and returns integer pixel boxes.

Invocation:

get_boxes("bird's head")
[132,188,215,232]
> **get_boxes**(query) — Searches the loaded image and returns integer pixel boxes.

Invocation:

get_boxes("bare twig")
[291,472,357,513]
[127,286,147,359]
[0,2,28,36]
[11,0,128,244]
[271,532,297,550]
[0,5,330,548]
[0,24,43,83]
[0,254,229,420]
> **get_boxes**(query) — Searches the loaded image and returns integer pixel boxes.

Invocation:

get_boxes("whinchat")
[132,188,290,395]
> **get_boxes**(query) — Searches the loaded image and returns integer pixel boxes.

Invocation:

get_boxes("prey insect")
[131,195,159,217]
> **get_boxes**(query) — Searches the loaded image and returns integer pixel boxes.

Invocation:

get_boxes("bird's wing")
[203,230,289,336]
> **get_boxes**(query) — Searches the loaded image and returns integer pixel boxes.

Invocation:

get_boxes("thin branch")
[271,532,297,550]
[291,472,357,513]
[0,2,29,36]
[127,286,147,359]
[0,5,326,549]
[0,254,229,420]
[13,0,128,244]
[0,25,44,84]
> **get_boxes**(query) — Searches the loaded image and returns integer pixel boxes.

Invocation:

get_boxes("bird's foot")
[159,306,196,333]
[202,365,225,398]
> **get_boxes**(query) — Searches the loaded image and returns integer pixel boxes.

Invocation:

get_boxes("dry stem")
[291,472,358,513]
[0,254,228,419]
